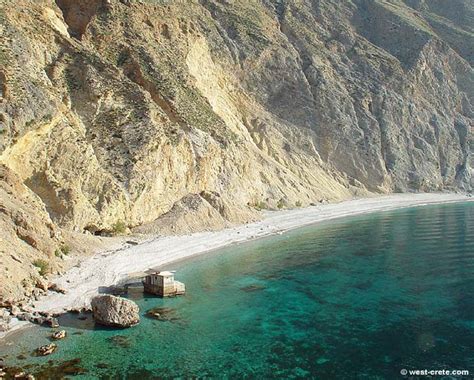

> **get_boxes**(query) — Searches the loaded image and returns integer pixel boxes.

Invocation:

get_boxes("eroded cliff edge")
[0,0,472,303]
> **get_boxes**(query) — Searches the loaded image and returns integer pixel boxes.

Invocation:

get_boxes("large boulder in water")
[91,295,139,328]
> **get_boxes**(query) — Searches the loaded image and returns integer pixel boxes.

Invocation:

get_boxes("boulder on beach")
[44,317,59,328]
[0,309,11,332]
[91,295,139,328]
[48,283,66,294]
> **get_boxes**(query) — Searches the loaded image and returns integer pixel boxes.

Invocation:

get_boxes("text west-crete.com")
[400,369,469,377]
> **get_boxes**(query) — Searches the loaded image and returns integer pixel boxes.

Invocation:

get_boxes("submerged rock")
[13,372,27,379]
[36,343,57,356]
[108,335,131,348]
[23,374,34,380]
[145,307,177,322]
[10,359,86,379]
[91,295,139,328]
[51,330,66,340]
[240,284,266,293]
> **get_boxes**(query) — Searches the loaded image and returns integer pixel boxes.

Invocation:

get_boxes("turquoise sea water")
[1,202,474,379]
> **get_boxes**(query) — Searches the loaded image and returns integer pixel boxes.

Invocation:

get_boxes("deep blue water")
[1,202,473,379]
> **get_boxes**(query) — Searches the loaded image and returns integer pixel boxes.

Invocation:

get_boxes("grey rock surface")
[91,295,140,328]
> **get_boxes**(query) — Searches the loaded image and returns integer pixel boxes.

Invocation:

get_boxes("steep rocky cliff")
[0,0,472,302]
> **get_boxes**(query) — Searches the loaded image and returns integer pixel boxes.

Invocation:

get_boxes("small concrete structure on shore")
[143,271,185,297]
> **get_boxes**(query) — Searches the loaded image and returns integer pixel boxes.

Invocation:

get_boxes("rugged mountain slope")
[0,0,472,303]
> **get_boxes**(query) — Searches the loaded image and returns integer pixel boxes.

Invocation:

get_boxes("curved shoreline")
[2,193,472,339]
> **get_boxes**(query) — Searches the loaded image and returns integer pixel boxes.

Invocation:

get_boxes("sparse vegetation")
[112,220,127,235]
[296,201,302,207]
[40,113,53,123]
[277,199,285,209]
[251,201,268,211]
[64,66,81,91]
[60,244,71,255]
[33,259,49,277]
[117,50,130,66]
[24,119,35,129]
[55,244,71,258]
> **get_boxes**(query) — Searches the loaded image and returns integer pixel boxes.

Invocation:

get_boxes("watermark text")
[401,369,469,377]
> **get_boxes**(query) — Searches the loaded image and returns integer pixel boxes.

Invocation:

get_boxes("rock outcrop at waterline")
[0,0,472,303]
[91,295,140,328]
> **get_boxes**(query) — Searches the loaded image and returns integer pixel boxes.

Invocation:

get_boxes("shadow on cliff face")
[55,0,106,40]
[0,71,7,100]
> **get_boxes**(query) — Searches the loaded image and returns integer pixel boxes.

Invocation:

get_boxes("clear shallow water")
[1,202,474,379]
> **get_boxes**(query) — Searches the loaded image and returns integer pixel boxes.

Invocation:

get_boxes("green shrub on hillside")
[55,244,71,258]
[33,259,49,277]
[251,201,268,211]
[112,220,127,235]
[60,245,71,255]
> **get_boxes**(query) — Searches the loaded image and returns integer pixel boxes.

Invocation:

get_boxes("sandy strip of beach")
[21,192,470,317]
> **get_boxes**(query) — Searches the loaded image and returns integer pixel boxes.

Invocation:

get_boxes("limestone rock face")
[91,295,139,328]
[0,0,472,301]
[0,165,63,302]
